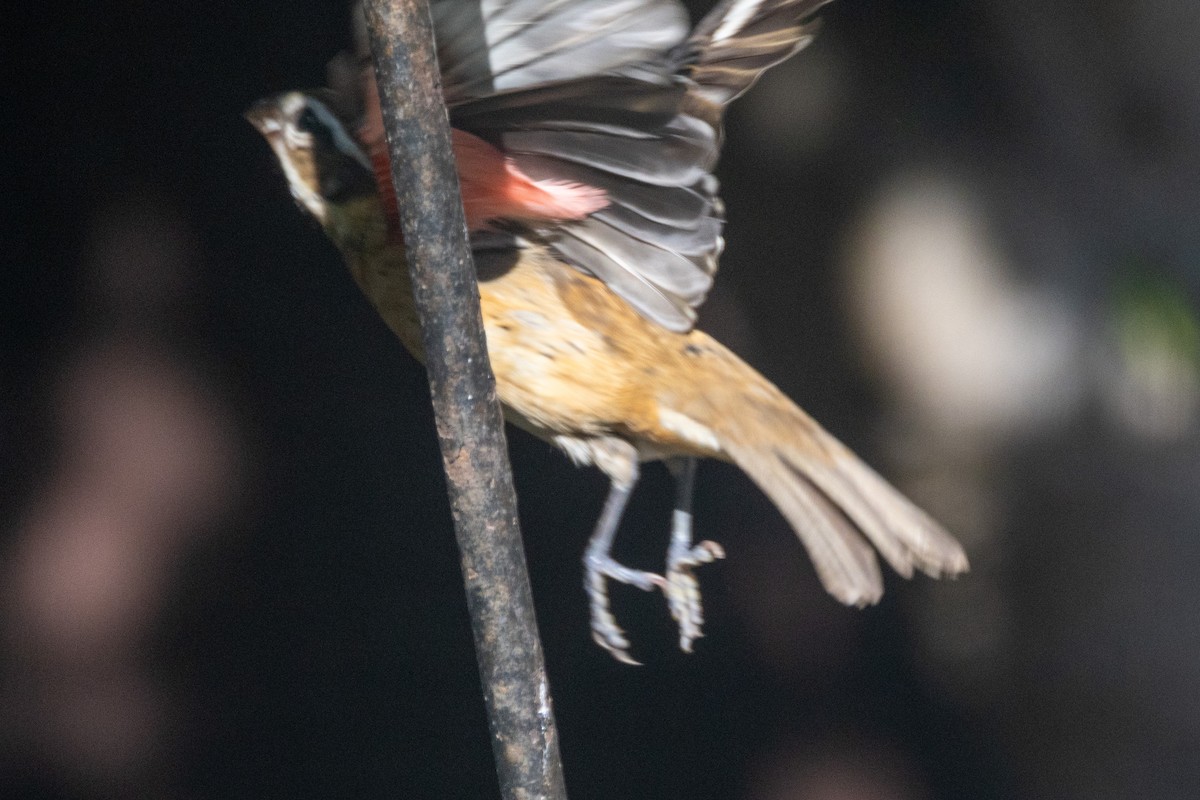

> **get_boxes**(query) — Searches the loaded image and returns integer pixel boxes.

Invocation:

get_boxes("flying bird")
[248,0,968,663]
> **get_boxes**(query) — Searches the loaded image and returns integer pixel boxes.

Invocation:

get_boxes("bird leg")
[664,457,725,653]
[582,443,725,662]
[584,447,664,664]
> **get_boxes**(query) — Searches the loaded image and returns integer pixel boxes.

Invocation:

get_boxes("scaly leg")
[664,457,725,653]
[584,453,664,664]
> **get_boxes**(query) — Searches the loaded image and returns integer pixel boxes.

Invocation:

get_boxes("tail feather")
[664,334,968,605]
[800,444,969,580]
[723,439,884,606]
[725,413,968,604]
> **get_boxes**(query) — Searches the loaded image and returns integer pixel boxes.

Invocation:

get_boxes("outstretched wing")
[356,0,833,332]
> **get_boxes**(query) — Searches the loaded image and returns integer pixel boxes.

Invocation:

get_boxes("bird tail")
[660,334,968,605]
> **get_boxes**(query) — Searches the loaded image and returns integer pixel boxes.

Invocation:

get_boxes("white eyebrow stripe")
[304,97,373,171]
[711,0,764,43]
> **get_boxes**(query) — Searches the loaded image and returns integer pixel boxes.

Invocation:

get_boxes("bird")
[246,0,968,664]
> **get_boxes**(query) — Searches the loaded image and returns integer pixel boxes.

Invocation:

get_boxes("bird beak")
[243,100,282,138]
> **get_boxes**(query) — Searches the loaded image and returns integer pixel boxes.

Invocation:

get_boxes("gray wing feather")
[559,218,714,303]
[590,205,722,259]
[675,0,833,105]
[422,0,832,332]
[513,154,717,229]
[550,228,697,329]
[432,0,689,102]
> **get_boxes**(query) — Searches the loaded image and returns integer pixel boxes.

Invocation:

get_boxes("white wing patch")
[658,408,721,452]
[711,0,764,42]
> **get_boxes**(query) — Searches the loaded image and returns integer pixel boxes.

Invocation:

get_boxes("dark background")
[4,1,1200,798]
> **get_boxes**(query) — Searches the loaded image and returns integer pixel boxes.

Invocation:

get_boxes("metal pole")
[362,2,568,798]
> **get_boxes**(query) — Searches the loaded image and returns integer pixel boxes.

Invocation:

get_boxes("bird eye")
[296,105,321,133]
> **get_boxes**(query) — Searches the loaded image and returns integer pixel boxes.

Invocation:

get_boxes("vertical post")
[362,2,568,798]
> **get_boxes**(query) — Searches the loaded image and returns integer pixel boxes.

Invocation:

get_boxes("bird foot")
[585,553,665,665]
[585,541,725,663]
[665,539,726,653]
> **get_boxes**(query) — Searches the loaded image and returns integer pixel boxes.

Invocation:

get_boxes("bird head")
[245,91,377,226]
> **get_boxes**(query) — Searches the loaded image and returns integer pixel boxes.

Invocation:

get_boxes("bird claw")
[586,542,724,663]
[664,540,726,653]
[586,553,665,665]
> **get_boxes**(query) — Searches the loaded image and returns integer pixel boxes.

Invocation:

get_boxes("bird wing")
[356,0,830,332]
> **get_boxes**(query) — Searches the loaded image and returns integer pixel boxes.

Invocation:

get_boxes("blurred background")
[4,0,1200,797]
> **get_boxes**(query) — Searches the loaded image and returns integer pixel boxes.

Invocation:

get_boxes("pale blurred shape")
[11,343,237,657]
[845,173,1083,443]
[745,738,927,800]
[1,196,241,789]
[839,172,1084,689]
